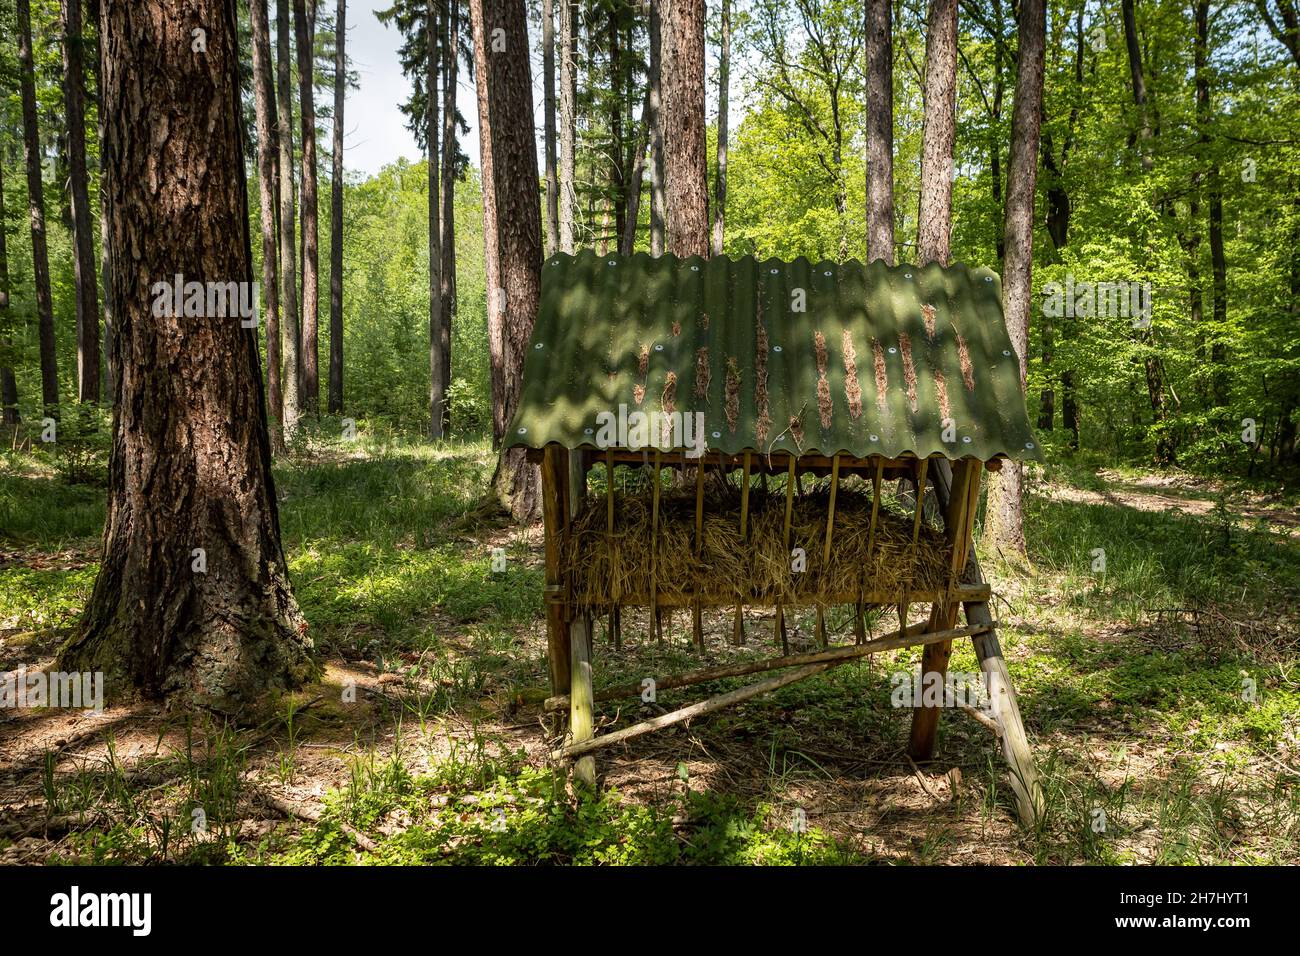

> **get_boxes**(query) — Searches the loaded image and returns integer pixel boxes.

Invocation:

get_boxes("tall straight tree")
[276,0,303,438]
[93,15,115,396]
[17,0,59,417]
[865,0,894,264]
[711,0,730,256]
[558,0,577,253]
[426,0,445,438]
[0,145,17,426]
[648,0,665,254]
[916,0,957,265]
[438,0,458,435]
[983,0,1045,556]
[62,0,310,707]
[329,0,346,414]
[661,0,709,256]
[295,0,320,414]
[543,0,560,254]
[470,0,505,443]
[251,0,285,451]
[61,0,100,403]
[475,0,542,518]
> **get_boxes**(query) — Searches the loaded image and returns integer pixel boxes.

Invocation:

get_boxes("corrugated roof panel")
[507,250,1042,462]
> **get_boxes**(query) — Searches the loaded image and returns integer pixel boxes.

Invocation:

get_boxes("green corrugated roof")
[506,250,1041,462]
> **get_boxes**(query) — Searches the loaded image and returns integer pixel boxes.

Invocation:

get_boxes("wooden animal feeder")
[508,250,1044,824]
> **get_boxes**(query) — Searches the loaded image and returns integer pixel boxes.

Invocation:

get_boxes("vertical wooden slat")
[606,450,620,650]
[651,449,663,645]
[692,457,706,650]
[774,455,797,655]
[815,454,841,647]
[898,457,929,631]
[542,446,571,694]
[732,450,752,646]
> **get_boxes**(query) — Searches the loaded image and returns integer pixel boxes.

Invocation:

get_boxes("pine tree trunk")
[543,0,559,255]
[295,0,320,415]
[983,0,1044,558]
[328,0,345,415]
[62,0,101,405]
[916,0,957,266]
[558,0,577,253]
[252,0,285,451]
[477,0,542,519]
[864,0,894,264]
[426,0,445,439]
[439,0,458,435]
[620,83,652,255]
[94,20,115,400]
[276,0,303,439]
[470,0,505,444]
[60,0,311,709]
[648,0,665,255]
[661,0,708,257]
[711,0,729,257]
[17,0,59,417]
[0,148,16,426]
[609,11,626,247]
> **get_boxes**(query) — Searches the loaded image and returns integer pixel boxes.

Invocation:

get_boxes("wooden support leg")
[542,446,571,694]
[568,613,597,789]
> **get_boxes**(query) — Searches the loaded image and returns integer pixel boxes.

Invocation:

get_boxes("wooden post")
[692,456,706,650]
[858,458,883,645]
[774,455,797,654]
[651,449,663,645]
[897,457,929,631]
[542,446,571,694]
[606,449,620,650]
[568,613,597,788]
[815,454,840,647]
[732,450,751,646]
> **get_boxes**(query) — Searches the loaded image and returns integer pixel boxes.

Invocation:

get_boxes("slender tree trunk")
[648,0,665,255]
[62,0,101,404]
[276,0,302,439]
[93,15,115,400]
[328,0,345,415]
[916,0,958,266]
[470,0,505,444]
[0,146,17,425]
[620,83,652,255]
[865,0,894,264]
[426,0,445,439]
[61,0,310,709]
[251,0,284,451]
[559,0,577,253]
[983,0,1044,558]
[476,0,542,519]
[609,10,626,247]
[1204,7,1227,413]
[661,0,709,257]
[1121,0,1154,172]
[711,0,730,257]
[543,0,559,254]
[295,0,320,415]
[18,0,59,417]
[439,0,458,435]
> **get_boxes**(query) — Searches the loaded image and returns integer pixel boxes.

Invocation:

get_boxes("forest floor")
[1,436,1298,865]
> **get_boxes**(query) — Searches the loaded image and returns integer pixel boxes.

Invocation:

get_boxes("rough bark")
[983,0,1044,558]
[559,0,577,253]
[328,0,345,414]
[476,0,542,519]
[439,0,458,434]
[295,0,320,414]
[648,0,665,255]
[276,0,303,438]
[711,0,730,257]
[18,0,60,417]
[661,0,709,257]
[62,0,101,404]
[916,0,958,266]
[60,0,311,710]
[865,0,894,264]
[543,0,559,254]
[251,0,284,450]
[470,0,505,444]
[427,0,445,439]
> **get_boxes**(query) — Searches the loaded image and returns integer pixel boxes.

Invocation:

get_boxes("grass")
[2,434,1298,865]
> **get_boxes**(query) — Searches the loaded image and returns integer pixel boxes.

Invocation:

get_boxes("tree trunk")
[295,0,320,415]
[60,0,311,710]
[0,146,17,426]
[648,0,665,255]
[276,0,303,439]
[983,0,1044,558]
[476,0,542,519]
[1121,0,1154,172]
[328,0,345,415]
[426,0,445,439]
[470,0,505,444]
[865,0,894,264]
[543,0,559,254]
[62,0,101,405]
[93,16,115,400]
[439,0,458,435]
[609,10,627,248]
[251,0,284,451]
[711,0,730,257]
[18,0,59,417]
[916,0,958,266]
[661,0,709,257]
[620,83,652,255]
[559,0,577,253]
